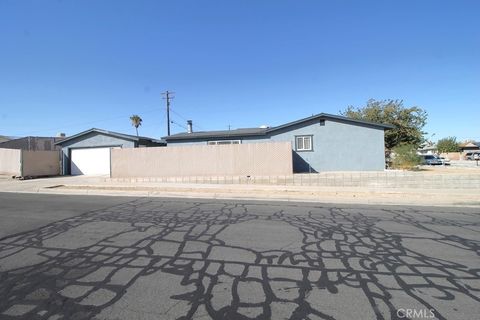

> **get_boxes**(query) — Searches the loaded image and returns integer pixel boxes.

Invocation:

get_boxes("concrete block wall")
[111,171,480,189]
[440,152,461,160]
[288,172,480,189]
[111,142,293,178]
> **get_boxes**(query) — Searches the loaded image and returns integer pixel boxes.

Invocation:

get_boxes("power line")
[169,107,188,122]
[15,106,164,137]
[170,119,187,130]
[169,106,205,131]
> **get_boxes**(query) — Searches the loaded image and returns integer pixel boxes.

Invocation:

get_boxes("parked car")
[437,156,451,165]
[465,152,480,160]
[420,155,443,165]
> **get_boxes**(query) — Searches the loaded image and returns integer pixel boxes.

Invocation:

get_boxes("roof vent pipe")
[187,120,193,133]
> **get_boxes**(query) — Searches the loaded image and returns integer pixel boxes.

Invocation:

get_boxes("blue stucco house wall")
[163,114,392,172]
[55,128,165,175]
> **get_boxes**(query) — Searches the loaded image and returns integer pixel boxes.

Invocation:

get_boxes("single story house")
[163,113,393,172]
[417,142,437,155]
[55,128,165,175]
[459,142,480,152]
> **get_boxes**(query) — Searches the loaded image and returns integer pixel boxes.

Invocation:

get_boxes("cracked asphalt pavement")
[0,193,479,320]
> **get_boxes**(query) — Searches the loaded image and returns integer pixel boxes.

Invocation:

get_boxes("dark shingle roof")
[268,113,394,133]
[55,128,166,145]
[165,127,268,140]
[163,113,394,141]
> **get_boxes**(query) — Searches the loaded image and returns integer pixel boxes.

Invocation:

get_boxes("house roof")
[2,136,63,141]
[0,136,65,148]
[0,135,11,143]
[418,143,437,151]
[163,113,394,141]
[165,127,268,140]
[55,128,166,145]
[460,142,480,148]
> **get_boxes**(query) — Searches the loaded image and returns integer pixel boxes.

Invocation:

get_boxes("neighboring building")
[55,128,165,176]
[459,142,480,160]
[417,142,437,155]
[163,113,393,172]
[0,135,10,143]
[0,136,65,151]
[459,142,480,152]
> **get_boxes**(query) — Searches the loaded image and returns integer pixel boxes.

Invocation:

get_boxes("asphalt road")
[0,193,479,320]
[0,193,133,239]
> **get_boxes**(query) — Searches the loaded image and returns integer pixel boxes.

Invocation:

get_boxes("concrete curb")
[3,183,479,208]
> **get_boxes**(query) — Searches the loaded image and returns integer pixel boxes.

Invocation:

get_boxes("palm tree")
[130,115,143,136]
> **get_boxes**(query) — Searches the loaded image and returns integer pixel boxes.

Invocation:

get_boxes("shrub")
[391,144,421,170]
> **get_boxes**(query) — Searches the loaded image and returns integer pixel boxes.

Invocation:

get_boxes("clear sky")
[1,0,479,142]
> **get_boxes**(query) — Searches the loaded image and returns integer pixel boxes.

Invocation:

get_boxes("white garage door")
[71,148,111,175]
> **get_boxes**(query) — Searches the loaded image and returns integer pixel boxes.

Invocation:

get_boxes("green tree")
[391,144,422,170]
[130,115,143,136]
[436,136,460,153]
[340,99,428,150]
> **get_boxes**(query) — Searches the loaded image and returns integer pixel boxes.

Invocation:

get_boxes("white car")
[436,156,450,165]
[466,152,480,160]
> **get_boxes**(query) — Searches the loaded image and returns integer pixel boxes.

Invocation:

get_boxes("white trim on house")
[295,135,313,151]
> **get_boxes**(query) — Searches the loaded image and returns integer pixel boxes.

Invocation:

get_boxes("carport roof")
[54,128,166,145]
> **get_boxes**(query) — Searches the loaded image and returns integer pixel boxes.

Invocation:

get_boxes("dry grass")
[419,165,480,174]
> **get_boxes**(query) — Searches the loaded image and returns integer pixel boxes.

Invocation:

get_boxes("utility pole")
[162,90,174,136]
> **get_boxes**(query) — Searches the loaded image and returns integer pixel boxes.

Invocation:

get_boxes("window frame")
[295,135,314,152]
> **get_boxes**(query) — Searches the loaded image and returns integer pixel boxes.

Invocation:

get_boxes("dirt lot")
[418,162,480,174]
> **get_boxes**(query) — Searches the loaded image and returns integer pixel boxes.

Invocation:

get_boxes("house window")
[207,140,241,145]
[295,135,313,151]
[319,119,325,126]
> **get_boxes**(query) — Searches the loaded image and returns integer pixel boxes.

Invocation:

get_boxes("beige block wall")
[111,142,293,178]
[22,150,60,177]
[440,152,461,160]
[0,148,21,175]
